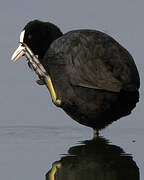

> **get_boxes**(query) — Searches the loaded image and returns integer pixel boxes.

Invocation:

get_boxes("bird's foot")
[22,42,48,78]
[36,79,45,85]
[22,43,61,106]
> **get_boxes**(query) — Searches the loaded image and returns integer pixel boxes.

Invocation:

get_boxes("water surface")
[0,124,143,180]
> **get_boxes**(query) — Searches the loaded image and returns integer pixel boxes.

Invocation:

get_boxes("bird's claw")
[36,79,45,85]
[21,42,48,78]
[22,43,61,107]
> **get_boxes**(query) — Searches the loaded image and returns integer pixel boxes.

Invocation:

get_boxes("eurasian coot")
[11,20,140,134]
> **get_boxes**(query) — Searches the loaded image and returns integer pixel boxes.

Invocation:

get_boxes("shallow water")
[0,0,144,180]
[0,122,143,180]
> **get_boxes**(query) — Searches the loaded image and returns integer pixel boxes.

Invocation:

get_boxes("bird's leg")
[44,76,62,107]
[48,162,61,180]
[27,61,45,85]
[93,129,99,138]
[21,43,62,107]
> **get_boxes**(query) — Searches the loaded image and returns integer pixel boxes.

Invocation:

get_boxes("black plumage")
[12,20,140,131]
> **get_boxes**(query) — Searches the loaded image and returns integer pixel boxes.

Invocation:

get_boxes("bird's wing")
[66,52,122,93]
[62,31,122,92]
[45,30,139,92]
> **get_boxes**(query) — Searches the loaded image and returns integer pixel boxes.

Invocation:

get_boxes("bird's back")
[42,29,140,129]
[44,29,140,92]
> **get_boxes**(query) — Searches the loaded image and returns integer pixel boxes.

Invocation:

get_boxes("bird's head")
[11,20,63,61]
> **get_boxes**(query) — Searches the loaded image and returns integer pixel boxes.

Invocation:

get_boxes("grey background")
[0,0,143,180]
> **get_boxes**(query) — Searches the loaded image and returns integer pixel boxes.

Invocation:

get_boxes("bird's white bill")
[11,45,25,62]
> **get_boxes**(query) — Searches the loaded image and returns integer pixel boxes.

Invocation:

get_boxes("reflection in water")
[46,137,139,180]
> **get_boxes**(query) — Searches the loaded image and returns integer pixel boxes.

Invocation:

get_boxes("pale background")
[0,0,143,180]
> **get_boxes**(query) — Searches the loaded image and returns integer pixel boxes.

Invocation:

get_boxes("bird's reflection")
[46,136,139,180]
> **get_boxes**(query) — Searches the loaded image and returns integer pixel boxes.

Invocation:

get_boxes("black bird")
[11,20,140,134]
